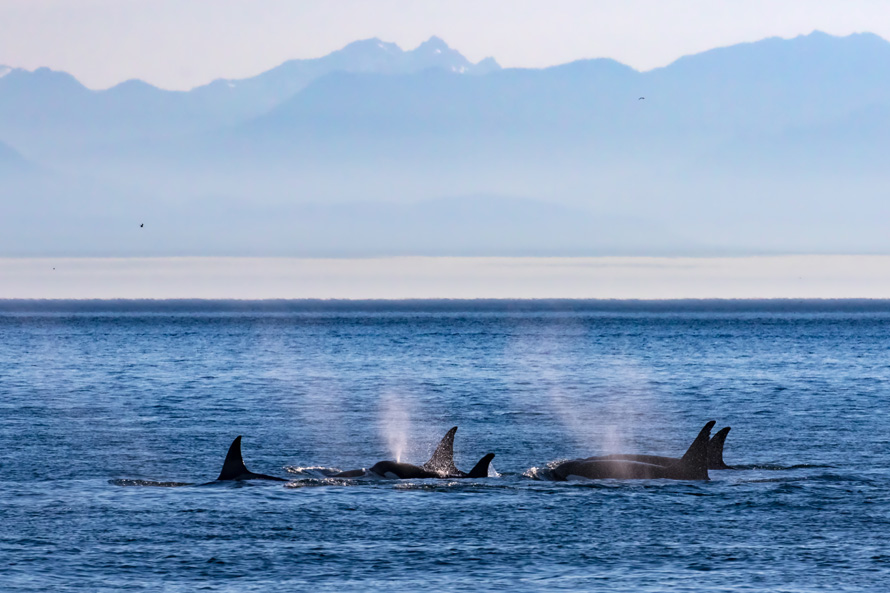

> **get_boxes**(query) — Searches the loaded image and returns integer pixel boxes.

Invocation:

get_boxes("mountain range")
[0,36,499,153]
[1,32,889,256]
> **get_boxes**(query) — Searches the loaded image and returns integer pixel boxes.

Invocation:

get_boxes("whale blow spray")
[379,391,413,463]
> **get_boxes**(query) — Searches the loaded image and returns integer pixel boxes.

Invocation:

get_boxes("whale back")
[708,426,732,469]
[423,426,459,475]
[371,460,439,479]
[217,436,250,480]
[674,421,715,480]
[467,453,495,478]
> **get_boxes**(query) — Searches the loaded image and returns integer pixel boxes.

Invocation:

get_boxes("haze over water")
[2,300,889,591]
[4,256,890,299]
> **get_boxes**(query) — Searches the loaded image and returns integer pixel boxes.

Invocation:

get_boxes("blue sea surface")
[1,300,889,592]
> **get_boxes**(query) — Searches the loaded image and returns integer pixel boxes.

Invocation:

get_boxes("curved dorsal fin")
[678,421,715,480]
[423,426,459,475]
[708,426,732,469]
[468,453,495,478]
[217,435,250,480]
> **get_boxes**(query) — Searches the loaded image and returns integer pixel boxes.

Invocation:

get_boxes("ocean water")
[1,300,889,592]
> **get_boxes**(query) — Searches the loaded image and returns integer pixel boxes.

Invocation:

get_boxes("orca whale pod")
[209,423,726,484]
[217,436,287,481]
[674,420,715,480]
[584,425,733,470]
[331,426,495,480]
[550,421,715,481]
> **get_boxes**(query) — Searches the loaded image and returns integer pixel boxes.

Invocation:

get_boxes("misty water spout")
[379,392,413,463]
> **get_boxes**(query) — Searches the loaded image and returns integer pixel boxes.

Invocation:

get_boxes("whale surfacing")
[588,426,733,470]
[550,421,715,481]
[330,427,495,480]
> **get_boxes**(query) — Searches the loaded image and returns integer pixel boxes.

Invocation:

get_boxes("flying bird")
[638,97,645,100]
[140,223,144,228]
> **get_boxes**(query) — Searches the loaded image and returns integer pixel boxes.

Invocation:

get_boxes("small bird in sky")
[140,223,144,228]
[638,97,645,100]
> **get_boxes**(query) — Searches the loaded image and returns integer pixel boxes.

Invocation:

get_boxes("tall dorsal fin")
[217,436,250,480]
[708,426,732,469]
[677,421,715,480]
[423,426,459,475]
[468,453,495,478]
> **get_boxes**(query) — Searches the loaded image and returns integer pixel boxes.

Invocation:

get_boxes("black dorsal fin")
[708,426,732,469]
[468,453,495,478]
[423,426,459,475]
[217,436,250,480]
[678,421,715,480]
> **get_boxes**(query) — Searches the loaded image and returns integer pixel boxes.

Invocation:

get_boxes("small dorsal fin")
[217,436,250,480]
[423,426,459,475]
[708,426,732,469]
[678,421,715,480]
[468,453,495,478]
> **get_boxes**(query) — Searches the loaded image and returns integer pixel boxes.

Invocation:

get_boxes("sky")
[1,0,890,90]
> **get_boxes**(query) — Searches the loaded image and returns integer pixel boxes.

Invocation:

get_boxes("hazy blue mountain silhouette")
[0,67,202,153]
[2,31,890,255]
[189,36,499,116]
[234,31,890,151]
[0,37,499,154]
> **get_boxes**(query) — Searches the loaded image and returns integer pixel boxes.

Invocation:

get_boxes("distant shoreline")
[3,256,890,300]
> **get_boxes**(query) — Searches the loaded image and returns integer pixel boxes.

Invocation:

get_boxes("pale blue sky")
[1,0,889,90]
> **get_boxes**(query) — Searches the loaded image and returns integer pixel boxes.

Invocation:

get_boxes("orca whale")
[216,435,287,481]
[585,426,733,470]
[549,421,715,481]
[707,426,732,469]
[329,427,495,479]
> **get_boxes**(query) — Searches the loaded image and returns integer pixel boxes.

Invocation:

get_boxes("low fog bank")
[3,256,890,299]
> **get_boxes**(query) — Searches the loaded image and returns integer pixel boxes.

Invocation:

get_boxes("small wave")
[109,479,194,488]
[742,477,809,484]
[524,460,572,481]
[393,481,463,491]
[742,472,871,485]
[390,479,512,490]
[731,463,837,471]
[283,478,359,488]
[523,466,553,480]
[284,466,361,478]
[285,465,341,473]
[285,465,336,473]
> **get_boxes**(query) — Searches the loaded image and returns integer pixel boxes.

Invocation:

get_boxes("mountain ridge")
[0,36,499,153]
[2,30,890,256]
